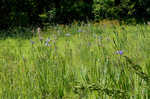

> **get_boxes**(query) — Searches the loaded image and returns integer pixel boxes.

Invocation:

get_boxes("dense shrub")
[54,0,93,23]
[92,0,150,21]
[0,0,54,29]
[0,0,150,29]
[92,0,136,20]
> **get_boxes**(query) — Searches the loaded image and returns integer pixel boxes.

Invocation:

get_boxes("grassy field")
[0,22,150,98]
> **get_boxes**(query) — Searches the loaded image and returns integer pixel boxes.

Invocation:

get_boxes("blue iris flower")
[116,51,123,55]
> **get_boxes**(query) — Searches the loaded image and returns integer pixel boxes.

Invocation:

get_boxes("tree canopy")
[0,0,150,29]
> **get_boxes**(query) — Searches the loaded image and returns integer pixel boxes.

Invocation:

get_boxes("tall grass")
[0,23,150,98]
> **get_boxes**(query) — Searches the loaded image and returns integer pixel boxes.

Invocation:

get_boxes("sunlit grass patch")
[0,23,150,98]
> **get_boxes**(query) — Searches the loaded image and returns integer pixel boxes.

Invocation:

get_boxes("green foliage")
[0,0,54,28]
[54,0,93,23]
[136,0,150,17]
[47,8,56,23]
[92,0,150,20]
[0,27,34,39]
[92,0,137,20]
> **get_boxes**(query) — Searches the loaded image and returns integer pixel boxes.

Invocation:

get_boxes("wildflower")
[45,38,51,47]
[77,29,82,33]
[46,38,50,43]
[45,42,51,47]
[65,33,71,37]
[39,37,43,43]
[116,51,123,55]
[30,40,35,45]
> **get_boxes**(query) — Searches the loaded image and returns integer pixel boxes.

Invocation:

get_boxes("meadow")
[0,22,150,99]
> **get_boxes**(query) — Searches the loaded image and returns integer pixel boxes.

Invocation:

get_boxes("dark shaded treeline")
[0,0,150,29]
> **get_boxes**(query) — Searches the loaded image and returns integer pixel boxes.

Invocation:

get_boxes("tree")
[115,0,120,6]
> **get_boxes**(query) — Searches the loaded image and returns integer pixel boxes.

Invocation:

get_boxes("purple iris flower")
[30,40,35,45]
[45,42,51,47]
[45,38,51,47]
[116,51,123,55]
[46,38,50,42]
[78,29,82,32]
